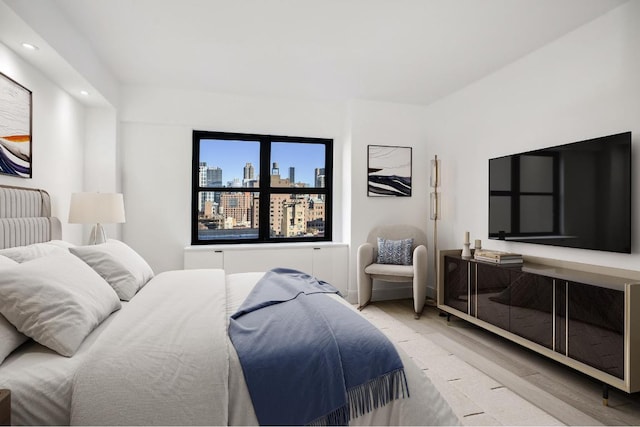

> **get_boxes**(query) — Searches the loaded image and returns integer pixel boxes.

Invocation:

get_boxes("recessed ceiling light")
[80,90,89,96]
[21,43,39,51]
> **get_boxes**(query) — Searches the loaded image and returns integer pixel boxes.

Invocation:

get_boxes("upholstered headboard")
[0,185,62,249]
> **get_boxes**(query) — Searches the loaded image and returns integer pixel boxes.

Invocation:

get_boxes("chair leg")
[357,271,373,311]
[358,300,370,311]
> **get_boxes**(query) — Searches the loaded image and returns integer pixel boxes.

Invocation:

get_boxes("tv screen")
[489,132,631,253]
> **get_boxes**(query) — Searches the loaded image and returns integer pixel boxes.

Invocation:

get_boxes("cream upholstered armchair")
[357,224,428,319]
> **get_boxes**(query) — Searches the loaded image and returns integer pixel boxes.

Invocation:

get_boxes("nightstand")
[0,389,10,426]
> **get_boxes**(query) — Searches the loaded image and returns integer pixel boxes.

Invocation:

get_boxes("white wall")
[119,86,347,273]
[424,1,640,274]
[82,106,121,242]
[114,0,640,303]
[346,100,431,301]
[119,89,435,302]
[0,41,85,243]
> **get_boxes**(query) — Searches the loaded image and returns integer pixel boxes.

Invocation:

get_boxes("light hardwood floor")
[373,299,640,426]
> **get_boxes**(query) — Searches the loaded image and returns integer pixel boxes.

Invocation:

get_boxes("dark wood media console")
[437,249,640,402]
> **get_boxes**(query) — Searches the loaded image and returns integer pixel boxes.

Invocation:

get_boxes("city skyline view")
[194,132,331,243]
[199,139,325,186]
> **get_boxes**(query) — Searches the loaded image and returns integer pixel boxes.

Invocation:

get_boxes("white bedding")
[0,302,126,425]
[0,267,457,425]
[70,269,457,426]
[71,269,230,425]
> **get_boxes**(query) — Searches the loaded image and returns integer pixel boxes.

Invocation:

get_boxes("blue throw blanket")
[228,268,409,426]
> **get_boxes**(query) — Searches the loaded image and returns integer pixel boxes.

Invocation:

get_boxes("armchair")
[357,224,428,319]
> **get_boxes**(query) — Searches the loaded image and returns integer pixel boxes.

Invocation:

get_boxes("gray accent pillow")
[70,239,154,301]
[376,238,413,265]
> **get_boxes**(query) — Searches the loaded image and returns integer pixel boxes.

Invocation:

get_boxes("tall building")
[307,197,325,236]
[207,167,223,186]
[281,197,307,237]
[289,167,295,184]
[199,162,207,186]
[199,166,222,210]
[314,168,325,188]
[270,163,290,187]
[198,162,207,212]
[243,162,255,181]
[219,192,254,228]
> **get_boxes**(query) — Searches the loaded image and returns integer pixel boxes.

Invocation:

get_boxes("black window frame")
[192,130,333,245]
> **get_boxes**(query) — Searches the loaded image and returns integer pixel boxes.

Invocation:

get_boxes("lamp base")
[88,223,107,245]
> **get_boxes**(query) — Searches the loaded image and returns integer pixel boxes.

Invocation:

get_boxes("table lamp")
[68,192,125,244]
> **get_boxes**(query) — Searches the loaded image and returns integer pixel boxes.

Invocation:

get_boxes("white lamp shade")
[68,193,126,224]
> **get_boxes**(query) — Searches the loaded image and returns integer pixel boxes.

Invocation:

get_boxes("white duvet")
[70,269,457,425]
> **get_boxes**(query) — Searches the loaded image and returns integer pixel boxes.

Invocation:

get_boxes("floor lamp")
[430,155,440,305]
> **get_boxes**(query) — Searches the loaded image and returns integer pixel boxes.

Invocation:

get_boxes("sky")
[199,139,325,185]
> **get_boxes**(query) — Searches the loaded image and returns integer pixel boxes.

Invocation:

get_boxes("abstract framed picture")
[367,145,412,197]
[0,72,32,178]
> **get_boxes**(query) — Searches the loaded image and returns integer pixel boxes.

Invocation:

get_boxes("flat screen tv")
[488,132,631,253]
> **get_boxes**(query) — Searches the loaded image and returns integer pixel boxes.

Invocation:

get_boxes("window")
[192,131,333,244]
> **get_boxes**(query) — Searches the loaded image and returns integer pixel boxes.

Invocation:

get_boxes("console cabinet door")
[567,282,625,379]
[475,263,511,330]
[508,272,554,349]
[443,256,470,314]
[555,281,567,355]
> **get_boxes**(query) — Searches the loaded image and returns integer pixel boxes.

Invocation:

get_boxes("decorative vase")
[461,242,472,258]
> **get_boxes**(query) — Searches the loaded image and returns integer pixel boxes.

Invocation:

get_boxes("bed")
[0,184,458,425]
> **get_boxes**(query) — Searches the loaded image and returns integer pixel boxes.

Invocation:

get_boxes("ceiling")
[1,0,629,107]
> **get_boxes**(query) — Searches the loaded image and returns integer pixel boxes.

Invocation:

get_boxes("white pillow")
[0,253,121,357]
[44,240,76,249]
[0,255,28,364]
[0,255,16,268]
[0,242,68,263]
[0,314,28,364]
[70,239,154,301]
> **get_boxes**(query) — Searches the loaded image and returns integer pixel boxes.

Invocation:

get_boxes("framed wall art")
[367,145,412,197]
[0,72,32,178]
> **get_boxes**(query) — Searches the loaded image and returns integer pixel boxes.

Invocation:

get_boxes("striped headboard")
[0,185,62,249]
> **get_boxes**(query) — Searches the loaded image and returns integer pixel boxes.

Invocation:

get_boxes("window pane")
[199,139,260,188]
[197,191,259,240]
[269,194,325,238]
[270,142,325,188]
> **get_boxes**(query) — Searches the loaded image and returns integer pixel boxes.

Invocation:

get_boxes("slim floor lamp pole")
[429,155,440,307]
[433,205,438,305]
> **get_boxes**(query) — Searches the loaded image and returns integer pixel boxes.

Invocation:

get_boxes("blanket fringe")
[308,368,409,426]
